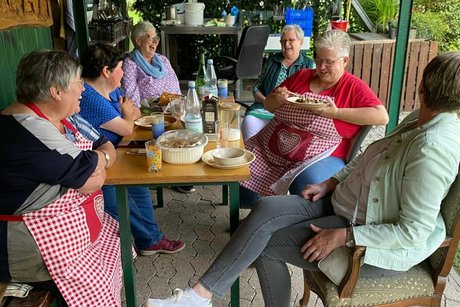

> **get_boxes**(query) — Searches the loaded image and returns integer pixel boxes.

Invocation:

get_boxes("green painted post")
[229,182,240,307]
[72,0,89,59]
[386,0,413,134]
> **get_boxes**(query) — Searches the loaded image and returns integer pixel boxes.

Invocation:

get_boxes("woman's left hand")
[301,225,347,262]
[310,97,338,119]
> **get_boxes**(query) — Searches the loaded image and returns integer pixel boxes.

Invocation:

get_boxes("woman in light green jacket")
[148,52,460,307]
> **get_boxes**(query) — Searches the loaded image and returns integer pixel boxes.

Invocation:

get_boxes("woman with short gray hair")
[122,21,181,107]
[0,49,121,306]
[242,24,315,140]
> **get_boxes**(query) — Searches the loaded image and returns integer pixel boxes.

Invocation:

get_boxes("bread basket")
[156,130,208,164]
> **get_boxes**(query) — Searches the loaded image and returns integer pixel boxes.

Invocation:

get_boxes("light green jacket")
[333,110,460,271]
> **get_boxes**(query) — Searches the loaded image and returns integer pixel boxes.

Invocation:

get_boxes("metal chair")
[215,24,270,109]
[300,167,460,307]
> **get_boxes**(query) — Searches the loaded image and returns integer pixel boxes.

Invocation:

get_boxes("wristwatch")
[101,151,110,168]
[345,227,356,248]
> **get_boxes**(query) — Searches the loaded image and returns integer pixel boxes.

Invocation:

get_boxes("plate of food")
[134,115,177,129]
[286,95,329,110]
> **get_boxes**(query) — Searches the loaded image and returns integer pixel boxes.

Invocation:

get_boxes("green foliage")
[413,0,460,51]
[411,11,448,42]
[456,247,460,270]
[360,0,398,33]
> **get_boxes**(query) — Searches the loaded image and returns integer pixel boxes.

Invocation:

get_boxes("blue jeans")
[289,156,345,195]
[239,156,345,208]
[102,185,163,249]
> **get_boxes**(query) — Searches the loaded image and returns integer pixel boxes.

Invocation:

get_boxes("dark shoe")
[139,237,185,256]
[174,186,196,194]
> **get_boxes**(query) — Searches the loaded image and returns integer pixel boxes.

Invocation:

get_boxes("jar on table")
[219,101,241,141]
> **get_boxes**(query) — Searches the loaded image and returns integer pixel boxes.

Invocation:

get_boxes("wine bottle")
[195,53,206,100]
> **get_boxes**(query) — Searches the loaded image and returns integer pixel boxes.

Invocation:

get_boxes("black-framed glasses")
[145,35,160,44]
[314,56,344,67]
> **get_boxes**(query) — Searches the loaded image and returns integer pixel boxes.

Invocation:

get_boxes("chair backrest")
[235,25,271,79]
[345,125,372,164]
[429,167,460,277]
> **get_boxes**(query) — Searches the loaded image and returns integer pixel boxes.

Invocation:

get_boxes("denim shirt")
[333,110,460,271]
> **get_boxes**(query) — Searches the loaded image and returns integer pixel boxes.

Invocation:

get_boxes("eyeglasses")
[145,35,160,44]
[314,56,344,67]
[280,38,298,45]
[70,78,84,88]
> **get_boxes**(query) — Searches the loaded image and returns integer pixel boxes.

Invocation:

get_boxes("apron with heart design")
[242,102,342,196]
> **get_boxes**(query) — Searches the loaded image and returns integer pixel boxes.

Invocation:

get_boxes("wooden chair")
[300,167,460,307]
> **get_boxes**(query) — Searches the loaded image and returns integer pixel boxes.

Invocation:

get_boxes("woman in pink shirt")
[121,21,181,107]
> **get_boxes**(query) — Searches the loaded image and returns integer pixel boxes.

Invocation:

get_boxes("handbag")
[317,246,351,286]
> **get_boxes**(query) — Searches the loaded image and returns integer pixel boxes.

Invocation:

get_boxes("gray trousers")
[200,195,338,300]
[200,195,399,307]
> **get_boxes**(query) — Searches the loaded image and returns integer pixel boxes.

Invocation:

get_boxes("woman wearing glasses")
[241,24,315,140]
[240,29,388,208]
[121,21,181,107]
[121,21,195,194]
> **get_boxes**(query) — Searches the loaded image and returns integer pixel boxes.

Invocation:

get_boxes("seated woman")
[121,21,181,107]
[241,24,315,141]
[148,51,460,307]
[122,20,194,194]
[0,50,122,306]
[240,29,389,208]
[79,43,185,255]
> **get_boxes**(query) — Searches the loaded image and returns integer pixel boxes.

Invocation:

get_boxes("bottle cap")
[188,80,196,87]
[207,59,214,65]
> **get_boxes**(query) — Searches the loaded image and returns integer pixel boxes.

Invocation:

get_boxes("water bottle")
[184,81,203,133]
[195,53,206,100]
[204,59,218,97]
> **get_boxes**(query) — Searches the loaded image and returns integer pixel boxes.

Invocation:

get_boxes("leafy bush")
[412,11,448,42]
[360,0,398,33]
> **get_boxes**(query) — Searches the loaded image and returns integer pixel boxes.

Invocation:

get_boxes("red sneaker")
[140,237,185,256]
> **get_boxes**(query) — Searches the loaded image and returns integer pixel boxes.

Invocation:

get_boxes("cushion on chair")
[311,262,435,307]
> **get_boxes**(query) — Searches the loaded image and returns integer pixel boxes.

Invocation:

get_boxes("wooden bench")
[0,282,57,307]
[347,36,438,111]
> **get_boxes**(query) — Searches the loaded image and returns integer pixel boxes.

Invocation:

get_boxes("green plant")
[361,0,398,33]
[411,11,448,42]
[413,0,460,51]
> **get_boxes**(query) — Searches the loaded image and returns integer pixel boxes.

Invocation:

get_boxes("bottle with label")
[204,59,218,97]
[184,81,203,133]
[195,53,207,101]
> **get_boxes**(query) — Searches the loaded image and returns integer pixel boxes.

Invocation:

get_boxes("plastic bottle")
[195,53,207,100]
[204,59,218,97]
[184,81,203,133]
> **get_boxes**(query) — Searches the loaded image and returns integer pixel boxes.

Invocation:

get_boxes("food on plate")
[295,96,327,104]
[159,92,183,106]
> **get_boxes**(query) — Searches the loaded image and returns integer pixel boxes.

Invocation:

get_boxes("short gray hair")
[281,24,304,41]
[16,49,81,104]
[314,29,350,58]
[422,52,460,112]
[131,21,156,48]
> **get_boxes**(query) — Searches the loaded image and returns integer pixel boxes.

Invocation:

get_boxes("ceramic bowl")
[212,148,246,166]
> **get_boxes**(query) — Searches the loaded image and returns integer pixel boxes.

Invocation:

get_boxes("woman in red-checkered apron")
[5,103,122,306]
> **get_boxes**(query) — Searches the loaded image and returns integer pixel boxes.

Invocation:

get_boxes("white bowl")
[212,147,246,166]
[156,130,208,164]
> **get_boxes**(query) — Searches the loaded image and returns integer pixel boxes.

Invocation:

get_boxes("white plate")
[202,149,255,169]
[286,96,328,110]
[134,115,177,129]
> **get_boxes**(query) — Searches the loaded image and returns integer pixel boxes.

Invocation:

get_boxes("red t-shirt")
[278,69,383,159]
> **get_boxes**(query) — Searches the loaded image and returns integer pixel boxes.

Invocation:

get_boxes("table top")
[106,115,250,185]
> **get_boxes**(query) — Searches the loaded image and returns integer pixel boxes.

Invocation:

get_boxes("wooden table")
[105,127,250,307]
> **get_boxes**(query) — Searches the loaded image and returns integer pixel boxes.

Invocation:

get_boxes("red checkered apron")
[242,98,342,196]
[19,104,123,306]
